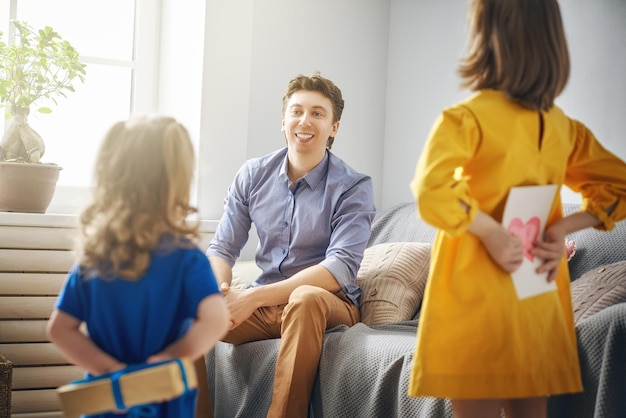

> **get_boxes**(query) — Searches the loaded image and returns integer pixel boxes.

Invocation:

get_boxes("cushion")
[571,261,626,324]
[356,242,431,326]
[231,260,261,289]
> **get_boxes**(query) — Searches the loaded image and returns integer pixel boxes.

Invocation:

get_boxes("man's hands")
[220,283,257,330]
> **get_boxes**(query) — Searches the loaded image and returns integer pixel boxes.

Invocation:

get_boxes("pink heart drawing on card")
[507,217,541,262]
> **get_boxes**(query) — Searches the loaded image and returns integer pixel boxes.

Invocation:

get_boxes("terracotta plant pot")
[0,161,62,213]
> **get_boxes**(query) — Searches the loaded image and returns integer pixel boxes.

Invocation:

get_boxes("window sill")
[0,211,78,228]
[0,211,219,233]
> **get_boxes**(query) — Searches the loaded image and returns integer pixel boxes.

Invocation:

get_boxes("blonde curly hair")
[78,116,199,280]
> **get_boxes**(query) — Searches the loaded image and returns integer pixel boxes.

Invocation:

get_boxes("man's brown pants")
[195,285,360,418]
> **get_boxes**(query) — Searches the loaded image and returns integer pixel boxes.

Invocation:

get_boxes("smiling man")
[204,72,376,417]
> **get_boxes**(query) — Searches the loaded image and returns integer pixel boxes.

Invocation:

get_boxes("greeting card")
[502,184,558,299]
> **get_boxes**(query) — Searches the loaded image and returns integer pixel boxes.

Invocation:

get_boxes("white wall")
[557,0,626,203]
[198,0,390,219]
[383,0,468,209]
[184,0,625,219]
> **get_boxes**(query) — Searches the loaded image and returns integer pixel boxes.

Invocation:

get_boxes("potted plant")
[0,20,86,213]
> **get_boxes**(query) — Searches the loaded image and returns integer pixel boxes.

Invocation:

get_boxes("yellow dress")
[408,89,626,399]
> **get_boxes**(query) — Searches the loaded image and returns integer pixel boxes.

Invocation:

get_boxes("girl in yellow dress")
[408,0,626,417]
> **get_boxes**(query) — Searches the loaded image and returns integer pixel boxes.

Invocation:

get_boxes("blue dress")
[56,239,221,418]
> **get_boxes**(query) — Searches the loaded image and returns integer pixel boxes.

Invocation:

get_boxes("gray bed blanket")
[207,338,279,417]
[548,302,626,418]
[313,320,452,418]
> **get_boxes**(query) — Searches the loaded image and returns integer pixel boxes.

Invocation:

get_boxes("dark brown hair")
[282,71,344,149]
[458,0,570,111]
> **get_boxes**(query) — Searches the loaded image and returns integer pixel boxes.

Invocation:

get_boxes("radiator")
[0,213,214,417]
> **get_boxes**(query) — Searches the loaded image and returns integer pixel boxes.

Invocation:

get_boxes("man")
[204,72,376,417]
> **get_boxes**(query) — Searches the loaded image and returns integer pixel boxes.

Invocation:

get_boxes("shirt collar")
[279,149,329,191]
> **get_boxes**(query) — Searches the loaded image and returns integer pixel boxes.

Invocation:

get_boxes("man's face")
[282,90,339,156]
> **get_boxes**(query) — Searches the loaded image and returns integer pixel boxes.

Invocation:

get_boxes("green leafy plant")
[0,20,86,163]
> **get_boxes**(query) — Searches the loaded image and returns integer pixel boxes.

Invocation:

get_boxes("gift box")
[56,357,197,417]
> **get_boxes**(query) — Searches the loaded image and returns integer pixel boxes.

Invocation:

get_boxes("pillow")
[570,260,626,324]
[231,260,262,289]
[356,242,431,326]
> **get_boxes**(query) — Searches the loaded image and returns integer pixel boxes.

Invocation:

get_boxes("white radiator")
[0,213,214,417]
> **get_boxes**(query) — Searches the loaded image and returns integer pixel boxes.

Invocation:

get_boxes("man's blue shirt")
[207,147,376,306]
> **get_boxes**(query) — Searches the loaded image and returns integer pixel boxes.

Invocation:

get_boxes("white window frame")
[2,0,162,214]
[1,1,221,236]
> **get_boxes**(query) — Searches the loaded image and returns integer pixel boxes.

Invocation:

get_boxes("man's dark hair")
[282,71,344,149]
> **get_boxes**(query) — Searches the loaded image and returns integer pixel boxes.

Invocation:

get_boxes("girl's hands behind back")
[533,210,603,282]
[482,227,524,273]
[533,224,566,282]
[467,210,524,273]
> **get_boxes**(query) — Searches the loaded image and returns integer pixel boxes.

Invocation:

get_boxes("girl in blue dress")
[47,115,230,417]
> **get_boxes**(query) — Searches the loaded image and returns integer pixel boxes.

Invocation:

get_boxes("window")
[1,0,161,213]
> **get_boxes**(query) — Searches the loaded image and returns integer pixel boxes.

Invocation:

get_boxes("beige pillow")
[571,261,626,324]
[231,260,262,289]
[356,242,431,326]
